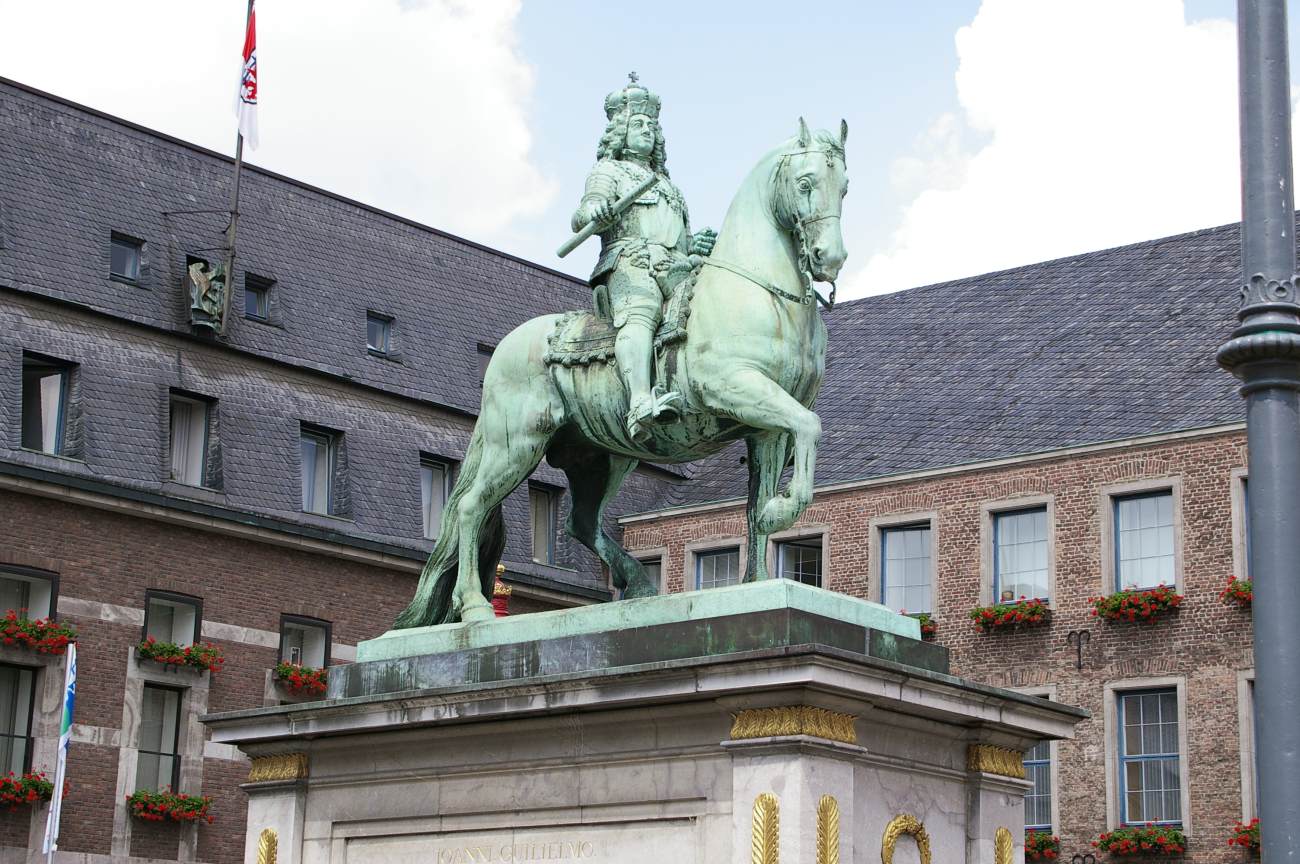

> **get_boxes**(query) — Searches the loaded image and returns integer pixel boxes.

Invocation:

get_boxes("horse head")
[774,118,849,283]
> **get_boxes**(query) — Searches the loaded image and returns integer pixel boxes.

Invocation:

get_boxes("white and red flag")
[234,1,259,149]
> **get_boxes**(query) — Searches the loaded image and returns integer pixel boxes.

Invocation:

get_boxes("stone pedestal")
[204,582,1084,864]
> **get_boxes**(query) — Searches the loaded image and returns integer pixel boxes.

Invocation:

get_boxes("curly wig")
[596,112,669,176]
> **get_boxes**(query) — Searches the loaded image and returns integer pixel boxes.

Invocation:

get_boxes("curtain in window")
[136,686,180,792]
[530,488,553,563]
[170,400,192,482]
[0,666,33,775]
[422,463,446,540]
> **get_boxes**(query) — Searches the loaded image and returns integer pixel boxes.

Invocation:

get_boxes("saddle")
[543,259,700,368]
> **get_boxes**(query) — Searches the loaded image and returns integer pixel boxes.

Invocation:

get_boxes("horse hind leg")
[450,427,552,623]
[552,447,655,598]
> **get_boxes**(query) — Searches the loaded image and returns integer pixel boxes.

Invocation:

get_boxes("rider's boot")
[615,319,658,443]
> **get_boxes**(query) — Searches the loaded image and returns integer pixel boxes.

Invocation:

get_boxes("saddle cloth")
[543,264,698,367]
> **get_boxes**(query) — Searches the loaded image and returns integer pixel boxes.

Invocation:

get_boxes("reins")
[703,145,841,310]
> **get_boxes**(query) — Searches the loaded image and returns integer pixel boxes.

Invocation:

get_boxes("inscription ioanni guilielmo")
[435,841,597,864]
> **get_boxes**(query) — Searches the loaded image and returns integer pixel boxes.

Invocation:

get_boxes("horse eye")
[797,178,812,192]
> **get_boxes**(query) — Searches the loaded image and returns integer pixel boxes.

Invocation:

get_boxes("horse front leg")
[704,369,821,535]
[745,432,789,582]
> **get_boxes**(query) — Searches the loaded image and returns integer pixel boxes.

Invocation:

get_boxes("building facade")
[0,78,676,862]
[622,425,1254,861]
[0,73,1265,864]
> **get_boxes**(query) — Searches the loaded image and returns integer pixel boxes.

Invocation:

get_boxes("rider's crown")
[605,73,660,121]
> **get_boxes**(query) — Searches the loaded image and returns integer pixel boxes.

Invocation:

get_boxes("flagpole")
[219,131,244,337]
[219,0,255,338]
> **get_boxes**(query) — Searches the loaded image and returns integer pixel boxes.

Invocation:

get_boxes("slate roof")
[668,222,1249,507]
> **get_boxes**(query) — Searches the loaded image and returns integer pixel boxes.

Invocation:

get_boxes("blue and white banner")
[42,643,75,861]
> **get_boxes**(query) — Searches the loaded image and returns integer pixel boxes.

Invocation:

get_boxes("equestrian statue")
[395,75,848,627]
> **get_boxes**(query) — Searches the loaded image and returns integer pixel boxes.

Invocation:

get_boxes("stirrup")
[651,389,684,424]
[626,396,655,444]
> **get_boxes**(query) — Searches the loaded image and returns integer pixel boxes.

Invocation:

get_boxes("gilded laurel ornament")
[257,828,278,864]
[247,753,309,783]
[751,792,780,864]
[994,827,1013,864]
[881,814,932,864]
[965,744,1026,779]
[816,795,840,864]
[730,706,858,744]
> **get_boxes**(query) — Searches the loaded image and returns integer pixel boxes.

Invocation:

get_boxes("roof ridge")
[0,75,589,289]
[834,219,1244,310]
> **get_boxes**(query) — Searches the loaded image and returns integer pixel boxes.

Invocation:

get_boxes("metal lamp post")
[1217,0,1300,857]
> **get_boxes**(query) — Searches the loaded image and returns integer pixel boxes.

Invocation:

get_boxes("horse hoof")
[460,602,495,623]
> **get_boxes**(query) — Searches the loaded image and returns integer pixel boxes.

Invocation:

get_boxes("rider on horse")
[572,74,716,443]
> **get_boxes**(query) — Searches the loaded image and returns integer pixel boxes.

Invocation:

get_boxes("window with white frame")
[1024,736,1053,830]
[20,355,71,455]
[1118,688,1182,825]
[421,458,450,540]
[881,523,932,613]
[110,233,142,282]
[0,665,36,775]
[696,548,740,589]
[1244,677,1257,817]
[280,616,330,668]
[1115,492,1175,590]
[300,426,336,515]
[776,538,822,586]
[1241,477,1251,578]
[135,684,181,792]
[244,274,272,321]
[366,312,392,355]
[143,591,200,647]
[0,569,54,619]
[530,485,557,564]
[994,507,1048,602]
[168,394,209,486]
[637,557,662,592]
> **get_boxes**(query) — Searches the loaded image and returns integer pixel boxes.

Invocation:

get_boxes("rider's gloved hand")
[690,228,717,256]
[583,199,616,229]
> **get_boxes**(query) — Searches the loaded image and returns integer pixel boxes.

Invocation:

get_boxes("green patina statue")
[395,77,848,627]
[573,74,716,443]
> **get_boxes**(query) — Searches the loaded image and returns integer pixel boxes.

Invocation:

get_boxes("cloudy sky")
[1,0,1296,298]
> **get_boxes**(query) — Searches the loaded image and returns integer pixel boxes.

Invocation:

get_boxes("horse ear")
[797,117,811,148]
[840,119,848,147]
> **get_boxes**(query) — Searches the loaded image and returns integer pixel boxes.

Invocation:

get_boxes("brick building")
[0,74,1265,863]
[620,226,1257,860]
[0,78,676,862]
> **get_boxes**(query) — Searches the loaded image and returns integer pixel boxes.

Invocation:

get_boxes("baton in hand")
[556,174,658,258]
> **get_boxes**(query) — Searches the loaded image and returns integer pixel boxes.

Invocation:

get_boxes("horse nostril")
[812,246,825,263]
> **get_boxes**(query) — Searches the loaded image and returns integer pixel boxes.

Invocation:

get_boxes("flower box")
[1089,585,1183,624]
[127,789,213,824]
[1220,577,1253,610]
[274,662,328,697]
[1093,825,1186,857]
[137,638,224,673]
[900,611,936,639]
[0,610,75,655]
[0,771,53,811]
[1228,818,1260,853]
[969,598,1050,633]
[1026,830,1061,861]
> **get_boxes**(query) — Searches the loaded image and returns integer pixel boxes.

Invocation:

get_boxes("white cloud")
[843,0,1252,298]
[0,0,554,240]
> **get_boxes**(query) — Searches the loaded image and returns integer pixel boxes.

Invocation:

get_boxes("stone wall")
[622,427,1253,862]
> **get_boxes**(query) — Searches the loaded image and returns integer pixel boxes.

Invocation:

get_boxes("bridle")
[703,146,842,311]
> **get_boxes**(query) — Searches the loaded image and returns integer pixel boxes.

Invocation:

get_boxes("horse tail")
[393,426,505,629]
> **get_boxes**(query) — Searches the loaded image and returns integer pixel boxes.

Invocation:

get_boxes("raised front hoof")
[757,494,802,534]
